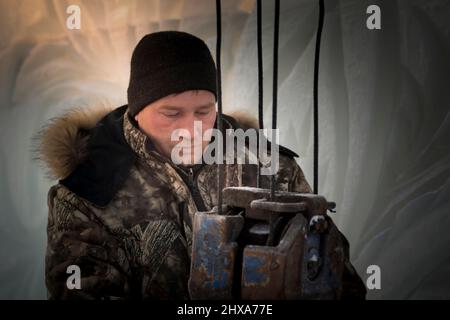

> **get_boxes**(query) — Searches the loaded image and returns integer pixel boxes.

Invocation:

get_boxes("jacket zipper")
[186,167,207,212]
[146,149,207,211]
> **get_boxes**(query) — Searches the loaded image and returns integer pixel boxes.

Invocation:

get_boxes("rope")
[216,0,224,214]
[256,0,263,188]
[313,0,325,195]
[257,0,264,131]
[270,0,280,200]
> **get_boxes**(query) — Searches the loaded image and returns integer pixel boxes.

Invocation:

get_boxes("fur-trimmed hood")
[36,104,261,181]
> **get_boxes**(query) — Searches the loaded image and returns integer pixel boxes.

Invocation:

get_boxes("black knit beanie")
[127,31,217,117]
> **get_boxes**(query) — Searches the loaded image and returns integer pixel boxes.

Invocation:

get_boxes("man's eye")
[162,113,179,118]
[196,111,210,116]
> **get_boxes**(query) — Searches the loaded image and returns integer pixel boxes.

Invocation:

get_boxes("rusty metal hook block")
[188,186,345,300]
[241,214,308,299]
[188,209,244,299]
[223,187,334,221]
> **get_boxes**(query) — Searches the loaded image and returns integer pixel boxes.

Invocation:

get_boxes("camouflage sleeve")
[287,158,312,193]
[124,217,191,300]
[45,186,131,300]
[140,228,190,300]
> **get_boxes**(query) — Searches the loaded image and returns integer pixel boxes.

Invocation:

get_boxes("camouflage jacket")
[39,105,365,300]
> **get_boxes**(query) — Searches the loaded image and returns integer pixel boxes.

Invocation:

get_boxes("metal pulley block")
[188,186,345,300]
[188,209,244,299]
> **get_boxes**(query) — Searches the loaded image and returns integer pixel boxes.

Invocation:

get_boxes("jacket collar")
[60,105,136,207]
[123,111,149,160]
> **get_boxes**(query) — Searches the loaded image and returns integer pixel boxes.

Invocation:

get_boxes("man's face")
[134,90,216,166]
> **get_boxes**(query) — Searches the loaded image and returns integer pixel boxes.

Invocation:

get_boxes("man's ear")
[134,114,139,123]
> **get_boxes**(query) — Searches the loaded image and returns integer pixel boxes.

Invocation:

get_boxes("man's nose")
[180,114,202,140]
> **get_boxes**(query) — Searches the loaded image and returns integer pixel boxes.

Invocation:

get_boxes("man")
[39,31,365,299]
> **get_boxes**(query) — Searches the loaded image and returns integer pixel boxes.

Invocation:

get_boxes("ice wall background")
[0,0,449,299]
